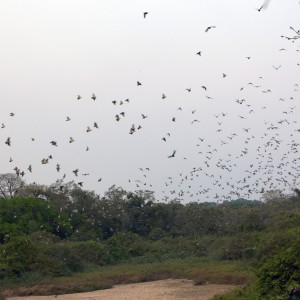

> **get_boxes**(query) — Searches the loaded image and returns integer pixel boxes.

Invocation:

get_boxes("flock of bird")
[1,5,300,202]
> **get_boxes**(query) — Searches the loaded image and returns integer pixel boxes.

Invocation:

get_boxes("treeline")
[1,180,300,299]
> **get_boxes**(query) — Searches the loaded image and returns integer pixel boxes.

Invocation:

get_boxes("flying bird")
[168,150,176,158]
[255,5,264,12]
[5,137,11,146]
[143,12,148,18]
[205,26,216,32]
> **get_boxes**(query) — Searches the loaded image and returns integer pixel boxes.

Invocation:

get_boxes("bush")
[257,243,300,298]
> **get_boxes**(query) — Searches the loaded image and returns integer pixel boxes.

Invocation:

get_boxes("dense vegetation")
[1,177,300,299]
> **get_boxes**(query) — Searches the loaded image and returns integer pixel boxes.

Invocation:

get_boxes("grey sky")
[1,0,300,202]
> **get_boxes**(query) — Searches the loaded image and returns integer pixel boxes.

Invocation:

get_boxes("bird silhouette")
[168,150,176,158]
[5,137,11,146]
[256,5,264,12]
[205,26,216,32]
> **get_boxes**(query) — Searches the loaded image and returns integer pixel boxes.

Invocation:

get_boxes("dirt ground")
[7,279,236,300]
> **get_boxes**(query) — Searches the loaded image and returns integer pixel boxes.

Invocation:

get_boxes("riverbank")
[7,279,237,300]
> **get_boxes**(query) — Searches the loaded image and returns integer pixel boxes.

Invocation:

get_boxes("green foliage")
[2,183,300,300]
[257,243,300,298]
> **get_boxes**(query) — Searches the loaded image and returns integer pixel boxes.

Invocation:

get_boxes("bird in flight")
[5,137,11,146]
[137,81,142,86]
[77,95,81,100]
[143,12,148,18]
[197,51,202,56]
[205,26,216,32]
[256,5,264,12]
[273,65,282,70]
[91,94,96,101]
[168,150,176,158]
[50,141,58,146]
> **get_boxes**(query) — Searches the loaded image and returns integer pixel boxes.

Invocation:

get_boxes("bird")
[143,12,148,18]
[162,94,166,99]
[94,122,98,128]
[86,126,92,132]
[137,81,142,86]
[168,150,176,158]
[50,141,57,146]
[1,123,5,128]
[5,137,11,146]
[77,95,81,100]
[256,5,264,12]
[69,137,75,143]
[129,124,136,134]
[91,93,96,100]
[141,114,148,119]
[197,51,202,56]
[186,88,191,92]
[201,86,207,90]
[273,65,282,70]
[73,169,79,176]
[205,26,216,32]
[66,116,71,121]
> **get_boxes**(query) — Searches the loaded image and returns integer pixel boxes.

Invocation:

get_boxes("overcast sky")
[1,0,300,202]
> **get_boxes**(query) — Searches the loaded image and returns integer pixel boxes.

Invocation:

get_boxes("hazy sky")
[1,0,300,202]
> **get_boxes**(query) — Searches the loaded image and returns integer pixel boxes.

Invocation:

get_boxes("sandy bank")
[7,279,236,300]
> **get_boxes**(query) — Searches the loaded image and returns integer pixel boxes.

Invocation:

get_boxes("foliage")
[1,180,300,299]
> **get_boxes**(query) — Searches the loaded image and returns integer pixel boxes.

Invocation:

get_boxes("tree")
[0,173,24,198]
[262,189,285,202]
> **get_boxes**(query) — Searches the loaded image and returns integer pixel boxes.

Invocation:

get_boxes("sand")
[7,279,236,300]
